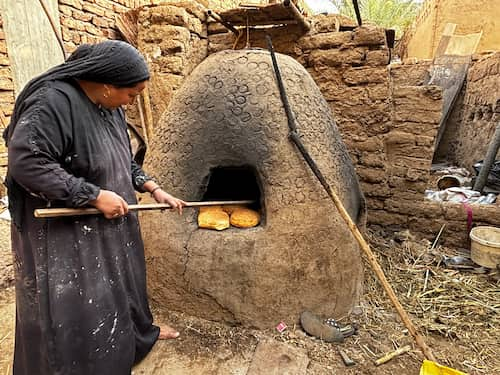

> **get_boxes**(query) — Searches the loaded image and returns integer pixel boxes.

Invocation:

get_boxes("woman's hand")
[89,189,129,219]
[152,188,186,215]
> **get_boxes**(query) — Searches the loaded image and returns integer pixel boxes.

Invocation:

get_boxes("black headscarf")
[5,40,149,144]
[4,40,149,229]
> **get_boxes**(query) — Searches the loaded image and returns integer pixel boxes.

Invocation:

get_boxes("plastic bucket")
[469,226,500,268]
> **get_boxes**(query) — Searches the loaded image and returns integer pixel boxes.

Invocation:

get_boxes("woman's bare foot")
[158,325,180,340]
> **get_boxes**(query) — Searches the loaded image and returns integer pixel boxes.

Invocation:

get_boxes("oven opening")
[199,166,264,229]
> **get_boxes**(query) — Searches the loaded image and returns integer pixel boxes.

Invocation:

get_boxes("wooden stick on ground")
[375,345,412,366]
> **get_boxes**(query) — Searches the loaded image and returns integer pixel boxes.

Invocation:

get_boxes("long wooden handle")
[324,184,436,362]
[34,200,255,218]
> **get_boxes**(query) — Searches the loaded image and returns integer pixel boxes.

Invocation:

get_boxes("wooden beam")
[0,0,64,94]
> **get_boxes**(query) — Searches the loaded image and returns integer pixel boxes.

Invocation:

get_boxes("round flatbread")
[198,208,230,230]
[230,208,260,228]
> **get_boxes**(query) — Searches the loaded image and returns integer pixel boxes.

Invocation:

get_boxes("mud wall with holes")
[450,52,500,170]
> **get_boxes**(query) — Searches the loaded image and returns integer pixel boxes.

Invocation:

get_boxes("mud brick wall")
[137,1,208,125]
[0,15,14,138]
[139,10,500,247]
[59,0,150,53]
[451,52,500,171]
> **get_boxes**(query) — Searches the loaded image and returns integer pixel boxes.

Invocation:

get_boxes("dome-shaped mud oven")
[142,49,365,328]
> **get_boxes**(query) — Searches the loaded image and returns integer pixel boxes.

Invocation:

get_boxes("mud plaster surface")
[142,49,366,328]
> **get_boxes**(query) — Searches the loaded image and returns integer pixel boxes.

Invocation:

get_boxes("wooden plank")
[445,31,483,56]
[116,9,141,48]
[246,339,310,375]
[434,23,456,58]
[429,55,471,157]
[219,3,297,26]
[0,0,64,95]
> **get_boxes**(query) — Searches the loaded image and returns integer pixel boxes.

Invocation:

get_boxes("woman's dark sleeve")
[131,159,154,193]
[7,87,100,207]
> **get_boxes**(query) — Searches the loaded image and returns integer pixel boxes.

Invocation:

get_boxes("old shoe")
[300,311,344,343]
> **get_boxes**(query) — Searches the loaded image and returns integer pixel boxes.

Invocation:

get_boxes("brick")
[388,176,428,193]
[298,31,352,50]
[360,182,391,198]
[94,0,115,10]
[59,5,73,16]
[0,76,13,90]
[390,63,431,86]
[354,137,384,152]
[393,106,442,124]
[359,152,386,168]
[366,84,389,101]
[82,3,106,17]
[342,66,388,85]
[59,0,83,10]
[385,198,443,218]
[393,85,442,101]
[92,16,110,28]
[368,209,408,227]
[352,26,386,46]
[309,48,366,67]
[365,197,385,210]
[72,9,93,22]
[60,16,77,30]
[390,155,431,171]
[356,166,387,183]
[392,121,439,136]
[364,49,389,66]
[84,23,101,36]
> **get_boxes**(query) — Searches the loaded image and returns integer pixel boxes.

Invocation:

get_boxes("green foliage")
[329,0,421,37]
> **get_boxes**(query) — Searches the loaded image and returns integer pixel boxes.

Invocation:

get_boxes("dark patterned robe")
[7,79,158,374]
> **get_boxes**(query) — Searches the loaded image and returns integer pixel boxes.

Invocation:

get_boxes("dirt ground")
[0,217,498,374]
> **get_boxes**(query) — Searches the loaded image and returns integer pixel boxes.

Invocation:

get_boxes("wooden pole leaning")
[266,35,436,362]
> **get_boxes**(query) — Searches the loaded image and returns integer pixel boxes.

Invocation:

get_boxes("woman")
[5,40,185,374]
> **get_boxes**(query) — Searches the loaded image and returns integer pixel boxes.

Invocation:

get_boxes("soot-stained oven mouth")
[198,165,265,228]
